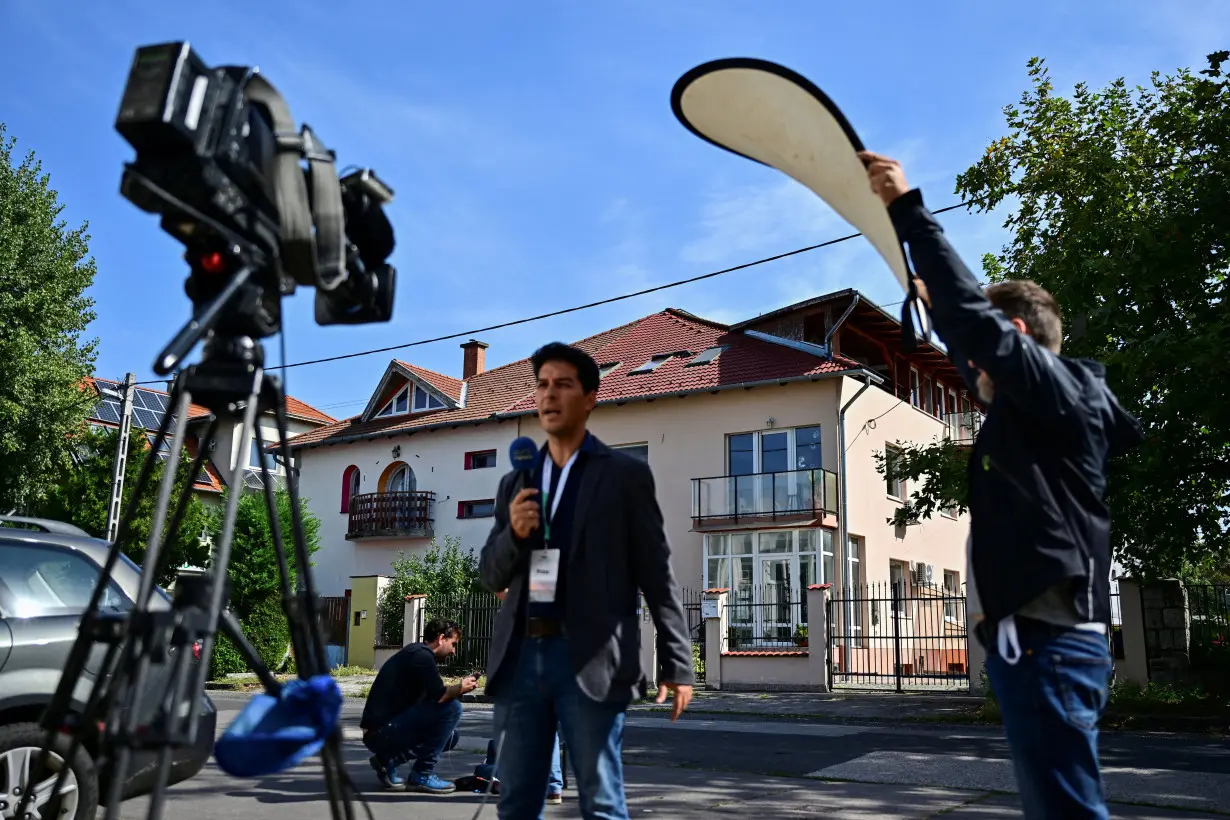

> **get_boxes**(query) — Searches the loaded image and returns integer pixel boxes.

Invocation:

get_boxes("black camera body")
[114,41,396,343]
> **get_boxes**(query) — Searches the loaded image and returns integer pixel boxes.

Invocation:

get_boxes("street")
[114,694,1230,820]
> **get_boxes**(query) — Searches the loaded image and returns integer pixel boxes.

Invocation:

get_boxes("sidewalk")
[628,689,985,724]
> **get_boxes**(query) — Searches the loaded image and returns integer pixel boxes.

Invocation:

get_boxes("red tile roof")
[286,309,866,451]
[184,433,226,493]
[282,396,337,425]
[395,362,464,403]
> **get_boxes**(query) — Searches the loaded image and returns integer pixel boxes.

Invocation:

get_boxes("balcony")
[347,491,436,540]
[943,411,984,442]
[691,468,839,530]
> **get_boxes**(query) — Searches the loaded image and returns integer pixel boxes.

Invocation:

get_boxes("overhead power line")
[135,199,971,385]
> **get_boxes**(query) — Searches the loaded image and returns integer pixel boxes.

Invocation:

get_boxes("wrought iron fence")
[678,587,707,682]
[724,584,809,652]
[424,588,503,675]
[1109,589,1124,659]
[1188,584,1230,678]
[827,581,969,691]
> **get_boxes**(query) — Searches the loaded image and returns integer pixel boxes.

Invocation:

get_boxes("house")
[85,376,337,503]
[286,290,984,653]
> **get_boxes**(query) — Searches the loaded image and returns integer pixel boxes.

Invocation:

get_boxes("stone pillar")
[806,584,831,692]
[403,594,427,647]
[1141,579,1192,685]
[1117,578,1150,687]
[703,588,729,690]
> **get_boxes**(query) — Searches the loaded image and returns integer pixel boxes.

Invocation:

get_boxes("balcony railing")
[691,468,839,527]
[347,491,436,539]
[943,411,984,442]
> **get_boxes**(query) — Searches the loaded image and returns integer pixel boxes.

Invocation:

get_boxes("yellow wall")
[347,576,382,669]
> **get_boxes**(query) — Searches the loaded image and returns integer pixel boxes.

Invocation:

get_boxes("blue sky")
[1,0,1224,420]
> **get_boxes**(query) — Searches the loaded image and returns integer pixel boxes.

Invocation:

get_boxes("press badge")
[529,549,560,602]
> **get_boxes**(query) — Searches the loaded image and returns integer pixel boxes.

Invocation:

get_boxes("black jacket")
[888,189,1143,633]
[479,434,694,703]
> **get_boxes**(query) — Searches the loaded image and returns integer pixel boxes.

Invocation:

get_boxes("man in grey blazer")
[479,342,694,820]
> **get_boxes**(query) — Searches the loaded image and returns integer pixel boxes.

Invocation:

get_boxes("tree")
[208,488,322,672]
[211,488,322,617]
[32,426,211,585]
[377,535,480,646]
[872,440,970,528]
[880,52,1230,579]
[0,123,99,513]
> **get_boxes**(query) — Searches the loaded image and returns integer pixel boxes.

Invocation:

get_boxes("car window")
[0,543,132,618]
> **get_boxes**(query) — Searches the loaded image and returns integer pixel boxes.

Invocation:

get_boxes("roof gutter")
[290,366,885,451]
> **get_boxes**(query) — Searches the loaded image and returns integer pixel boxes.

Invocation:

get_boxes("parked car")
[0,516,217,820]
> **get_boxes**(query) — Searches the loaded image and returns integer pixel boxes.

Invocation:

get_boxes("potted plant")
[793,624,809,647]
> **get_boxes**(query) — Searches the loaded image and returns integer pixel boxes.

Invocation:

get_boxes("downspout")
[824,293,860,354]
[838,373,873,590]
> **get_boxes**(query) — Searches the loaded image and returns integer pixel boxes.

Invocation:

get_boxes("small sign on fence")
[701,600,720,620]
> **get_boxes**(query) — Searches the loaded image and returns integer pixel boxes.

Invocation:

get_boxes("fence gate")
[679,588,706,683]
[319,596,350,667]
[826,581,970,692]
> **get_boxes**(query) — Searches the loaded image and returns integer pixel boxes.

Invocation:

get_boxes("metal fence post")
[892,582,903,694]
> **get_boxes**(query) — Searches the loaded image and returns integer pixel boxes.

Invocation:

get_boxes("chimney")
[461,339,489,379]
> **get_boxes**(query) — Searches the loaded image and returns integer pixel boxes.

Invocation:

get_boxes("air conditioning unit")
[913,562,934,586]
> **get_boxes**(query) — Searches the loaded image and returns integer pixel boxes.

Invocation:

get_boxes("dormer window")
[599,362,621,378]
[686,346,727,367]
[630,354,675,375]
[376,383,446,417]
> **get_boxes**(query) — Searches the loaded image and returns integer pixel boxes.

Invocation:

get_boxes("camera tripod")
[19,265,368,820]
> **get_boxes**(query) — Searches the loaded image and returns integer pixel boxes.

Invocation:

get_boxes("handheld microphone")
[509,436,538,473]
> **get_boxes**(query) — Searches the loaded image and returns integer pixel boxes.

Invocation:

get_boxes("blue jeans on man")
[476,728,564,797]
[363,698,463,792]
[494,635,627,819]
[986,618,1113,819]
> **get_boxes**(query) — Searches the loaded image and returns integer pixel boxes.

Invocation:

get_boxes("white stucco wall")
[295,373,969,600]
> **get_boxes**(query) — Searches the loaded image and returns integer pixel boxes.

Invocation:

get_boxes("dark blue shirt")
[359,643,443,730]
[525,434,594,621]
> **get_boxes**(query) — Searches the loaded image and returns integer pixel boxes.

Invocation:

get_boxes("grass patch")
[331,665,377,677]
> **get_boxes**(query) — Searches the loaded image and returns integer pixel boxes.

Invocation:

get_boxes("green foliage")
[209,488,321,619]
[0,123,99,512]
[204,489,321,674]
[872,440,971,527]
[691,643,705,681]
[330,665,377,677]
[209,630,247,680]
[377,535,480,646]
[32,426,210,585]
[241,592,292,672]
[952,53,1230,578]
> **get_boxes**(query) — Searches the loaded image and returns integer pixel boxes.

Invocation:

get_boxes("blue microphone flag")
[509,436,539,473]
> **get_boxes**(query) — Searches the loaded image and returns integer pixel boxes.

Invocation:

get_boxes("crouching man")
[360,618,479,794]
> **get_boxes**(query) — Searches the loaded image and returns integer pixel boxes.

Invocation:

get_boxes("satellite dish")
[671,57,930,344]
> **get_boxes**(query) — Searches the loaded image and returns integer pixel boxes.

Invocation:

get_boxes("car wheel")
[0,723,98,820]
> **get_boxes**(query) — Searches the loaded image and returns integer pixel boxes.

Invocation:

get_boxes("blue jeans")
[986,619,1112,819]
[363,698,462,775]
[494,636,628,820]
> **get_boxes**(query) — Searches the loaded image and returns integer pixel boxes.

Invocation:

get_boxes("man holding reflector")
[862,151,1143,819]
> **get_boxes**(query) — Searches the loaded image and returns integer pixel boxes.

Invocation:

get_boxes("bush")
[242,593,292,672]
[691,643,705,681]
[209,630,247,680]
[377,536,480,646]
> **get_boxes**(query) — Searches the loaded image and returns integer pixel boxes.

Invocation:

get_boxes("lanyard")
[541,450,579,545]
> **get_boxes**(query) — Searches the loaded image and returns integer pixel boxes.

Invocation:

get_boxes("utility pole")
[105,372,137,543]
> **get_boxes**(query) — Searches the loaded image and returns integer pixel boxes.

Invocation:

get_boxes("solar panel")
[138,391,170,413]
[133,408,161,429]
[95,400,122,424]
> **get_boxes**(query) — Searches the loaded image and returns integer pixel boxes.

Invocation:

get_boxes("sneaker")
[546,791,563,805]
[369,755,404,789]
[406,771,457,795]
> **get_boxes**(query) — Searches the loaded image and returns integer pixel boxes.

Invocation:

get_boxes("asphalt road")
[113,693,1230,820]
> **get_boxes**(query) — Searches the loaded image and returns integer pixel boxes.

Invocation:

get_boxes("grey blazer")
[478,434,695,703]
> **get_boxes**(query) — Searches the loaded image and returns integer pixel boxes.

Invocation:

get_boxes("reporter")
[359,618,477,794]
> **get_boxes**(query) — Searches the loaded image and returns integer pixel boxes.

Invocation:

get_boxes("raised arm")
[861,152,1085,421]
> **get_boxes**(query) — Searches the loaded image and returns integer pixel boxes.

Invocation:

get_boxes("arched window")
[387,464,416,493]
[341,465,361,513]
